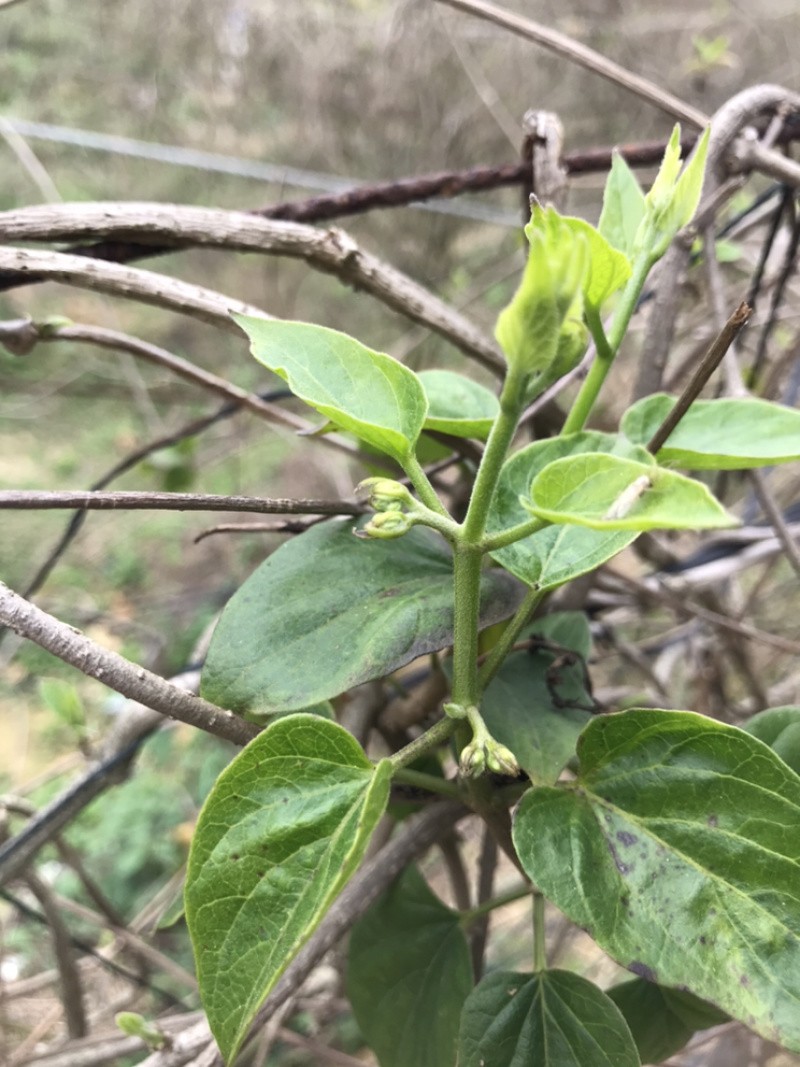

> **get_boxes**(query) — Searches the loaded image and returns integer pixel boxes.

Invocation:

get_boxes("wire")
[1,117,520,228]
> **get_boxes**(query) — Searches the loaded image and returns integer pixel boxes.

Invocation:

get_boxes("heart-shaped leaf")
[458,969,640,1067]
[513,709,800,1051]
[623,393,800,470]
[418,369,499,440]
[348,865,472,1067]
[185,715,391,1063]
[234,315,427,463]
[202,519,524,717]
[487,433,649,589]
[526,453,737,531]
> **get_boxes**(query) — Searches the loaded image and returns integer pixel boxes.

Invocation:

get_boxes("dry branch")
[0,490,364,517]
[0,203,504,374]
[0,582,258,750]
[0,245,267,330]
[435,0,707,128]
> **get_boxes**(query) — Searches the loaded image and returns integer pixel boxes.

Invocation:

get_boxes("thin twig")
[30,323,325,440]
[646,301,752,454]
[748,468,800,581]
[0,490,364,516]
[0,581,259,749]
[24,871,87,1038]
[603,568,800,656]
[435,0,708,128]
[193,519,316,543]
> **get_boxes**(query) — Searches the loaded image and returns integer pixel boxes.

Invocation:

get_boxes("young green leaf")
[526,453,738,531]
[233,315,428,463]
[495,206,588,387]
[185,715,391,1064]
[513,709,800,1052]
[458,970,640,1067]
[481,613,594,785]
[636,126,710,262]
[597,151,646,259]
[742,706,800,776]
[201,519,524,717]
[348,865,473,1067]
[560,216,632,312]
[418,369,499,440]
[623,393,800,469]
[487,433,648,590]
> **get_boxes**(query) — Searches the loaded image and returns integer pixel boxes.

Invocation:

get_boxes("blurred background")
[1,1,799,1063]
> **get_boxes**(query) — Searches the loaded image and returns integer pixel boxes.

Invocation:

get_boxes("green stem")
[482,515,547,553]
[392,767,462,801]
[478,585,545,693]
[389,716,456,770]
[533,892,547,972]
[460,882,533,927]
[461,365,527,544]
[451,544,484,709]
[403,452,451,518]
[561,253,653,434]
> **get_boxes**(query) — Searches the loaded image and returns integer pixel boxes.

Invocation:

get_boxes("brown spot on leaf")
[629,961,657,982]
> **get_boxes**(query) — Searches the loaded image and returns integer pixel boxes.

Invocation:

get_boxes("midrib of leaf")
[208,782,371,1034]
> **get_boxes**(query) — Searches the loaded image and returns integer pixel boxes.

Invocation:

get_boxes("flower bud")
[355,510,415,540]
[356,477,415,513]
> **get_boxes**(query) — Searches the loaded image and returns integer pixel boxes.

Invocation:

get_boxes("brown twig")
[603,568,800,656]
[23,871,87,1039]
[435,0,708,128]
[193,520,316,543]
[0,582,259,749]
[0,490,364,517]
[646,301,753,454]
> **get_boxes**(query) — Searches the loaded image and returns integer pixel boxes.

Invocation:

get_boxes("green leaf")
[495,206,588,383]
[233,315,427,463]
[418,369,499,440]
[598,151,646,259]
[348,865,472,1067]
[487,433,647,590]
[458,969,640,1067]
[526,453,737,531]
[743,706,800,776]
[605,979,694,1063]
[637,126,710,262]
[202,519,524,717]
[622,393,800,469]
[513,709,800,1052]
[481,613,594,785]
[185,715,391,1064]
[560,216,632,312]
[656,127,710,248]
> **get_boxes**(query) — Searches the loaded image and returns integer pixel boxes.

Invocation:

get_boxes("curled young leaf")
[495,206,589,388]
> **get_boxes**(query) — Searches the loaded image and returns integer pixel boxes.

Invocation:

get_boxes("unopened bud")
[356,477,415,513]
[355,510,414,540]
